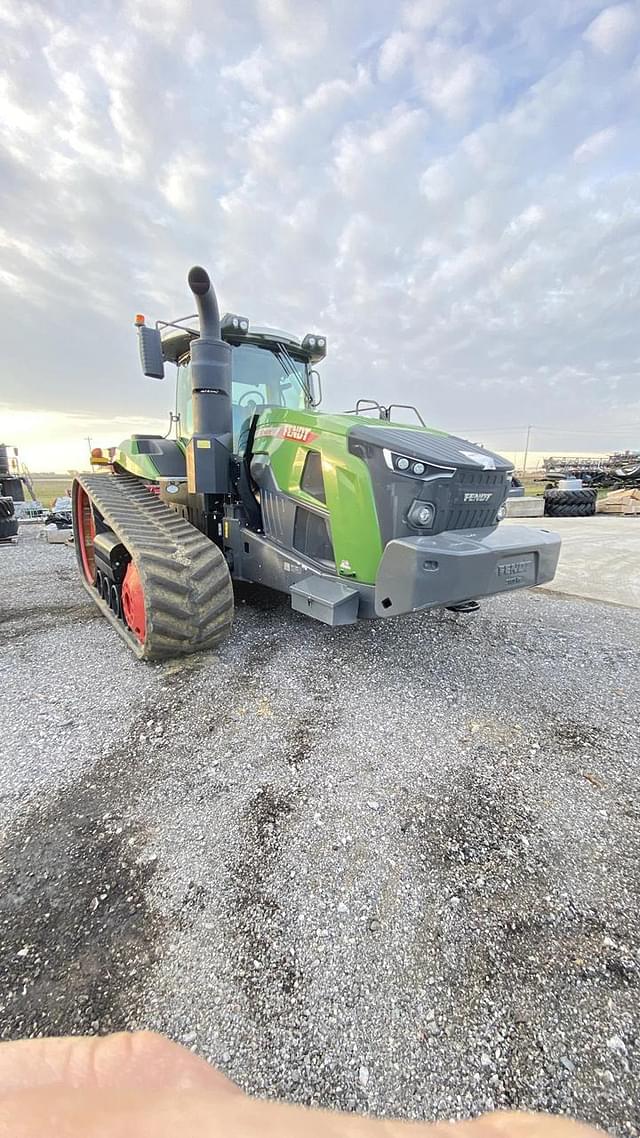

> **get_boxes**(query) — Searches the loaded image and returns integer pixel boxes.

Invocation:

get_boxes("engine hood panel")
[347,424,513,473]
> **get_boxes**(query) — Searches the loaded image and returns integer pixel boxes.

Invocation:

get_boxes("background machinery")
[0,444,38,543]
[540,453,640,517]
[543,453,640,491]
[73,267,560,660]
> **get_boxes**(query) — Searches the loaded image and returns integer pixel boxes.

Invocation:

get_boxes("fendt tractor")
[72,266,560,660]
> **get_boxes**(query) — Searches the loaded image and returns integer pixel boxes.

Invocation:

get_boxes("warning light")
[90,446,115,467]
[134,313,145,326]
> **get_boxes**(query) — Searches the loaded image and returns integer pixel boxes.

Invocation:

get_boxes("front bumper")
[374,524,561,617]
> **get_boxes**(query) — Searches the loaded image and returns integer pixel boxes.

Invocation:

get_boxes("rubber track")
[73,473,233,661]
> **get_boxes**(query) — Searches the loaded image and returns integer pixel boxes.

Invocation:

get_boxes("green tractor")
[73,266,560,660]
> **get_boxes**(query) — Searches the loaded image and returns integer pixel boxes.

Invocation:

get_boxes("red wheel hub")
[74,483,96,584]
[121,561,146,644]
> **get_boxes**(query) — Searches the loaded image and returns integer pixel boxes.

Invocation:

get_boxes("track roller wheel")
[121,561,146,644]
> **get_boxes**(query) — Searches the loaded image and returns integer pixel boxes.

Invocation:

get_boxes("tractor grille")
[445,504,499,530]
[443,470,506,532]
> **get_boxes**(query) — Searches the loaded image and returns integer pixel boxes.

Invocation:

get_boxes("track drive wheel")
[74,482,96,583]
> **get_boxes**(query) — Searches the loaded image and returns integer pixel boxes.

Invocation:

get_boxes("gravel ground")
[1,526,639,1134]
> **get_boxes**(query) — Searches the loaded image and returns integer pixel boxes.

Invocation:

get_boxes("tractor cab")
[159,319,324,452]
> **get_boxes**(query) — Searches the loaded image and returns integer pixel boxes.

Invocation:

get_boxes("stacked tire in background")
[544,487,597,518]
[0,496,18,542]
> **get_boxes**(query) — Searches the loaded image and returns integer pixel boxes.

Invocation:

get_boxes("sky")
[1,0,639,471]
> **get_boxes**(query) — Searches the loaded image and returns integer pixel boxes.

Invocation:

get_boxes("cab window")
[176,343,310,448]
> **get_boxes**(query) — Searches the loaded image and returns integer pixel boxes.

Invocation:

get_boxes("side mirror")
[308,368,322,408]
[135,319,165,379]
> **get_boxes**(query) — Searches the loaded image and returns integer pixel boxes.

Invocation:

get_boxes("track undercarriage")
[73,473,233,660]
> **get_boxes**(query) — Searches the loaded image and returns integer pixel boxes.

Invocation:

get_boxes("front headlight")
[407,500,436,529]
[497,503,507,522]
[382,449,455,481]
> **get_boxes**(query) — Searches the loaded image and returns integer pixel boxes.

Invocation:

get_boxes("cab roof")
[160,316,304,365]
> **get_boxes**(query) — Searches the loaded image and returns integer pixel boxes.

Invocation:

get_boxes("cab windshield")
[176,341,310,445]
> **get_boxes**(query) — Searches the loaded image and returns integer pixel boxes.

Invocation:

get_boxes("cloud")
[255,0,330,60]
[402,0,463,34]
[414,41,499,121]
[1,0,639,470]
[583,3,639,55]
[377,28,498,122]
[378,31,415,81]
[221,47,277,105]
[573,125,617,161]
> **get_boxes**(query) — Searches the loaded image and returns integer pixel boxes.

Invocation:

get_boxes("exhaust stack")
[186,266,233,496]
[188,265,221,340]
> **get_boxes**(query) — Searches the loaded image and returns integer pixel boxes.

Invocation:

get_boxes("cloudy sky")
[1,0,639,470]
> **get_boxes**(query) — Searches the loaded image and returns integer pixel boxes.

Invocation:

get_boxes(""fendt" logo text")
[463,492,493,502]
[497,561,532,577]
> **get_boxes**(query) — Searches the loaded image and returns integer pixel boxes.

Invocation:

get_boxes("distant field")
[29,478,75,508]
[521,478,545,497]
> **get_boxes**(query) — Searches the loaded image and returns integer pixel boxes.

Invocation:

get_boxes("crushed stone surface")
[1,525,639,1135]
